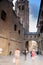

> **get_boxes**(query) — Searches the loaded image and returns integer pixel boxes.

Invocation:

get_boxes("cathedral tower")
[15,0,29,32]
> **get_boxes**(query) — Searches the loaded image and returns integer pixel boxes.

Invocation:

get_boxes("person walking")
[31,49,36,59]
[14,48,20,65]
[24,48,27,60]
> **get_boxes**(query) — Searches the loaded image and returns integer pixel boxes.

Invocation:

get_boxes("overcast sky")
[12,0,41,32]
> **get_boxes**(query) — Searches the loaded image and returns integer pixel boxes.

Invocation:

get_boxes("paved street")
[0,53,43,65]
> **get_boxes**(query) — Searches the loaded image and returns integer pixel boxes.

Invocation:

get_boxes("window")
[22,5,24,10]
[38,34,40,37]
[40,21,43,26]
[14,24,17,31]
[34,35,36,38]
[1,10,7,21]
[40,26,43,33]
[18,30,20,35]
[19,6,21,10]
[41,11,43,17]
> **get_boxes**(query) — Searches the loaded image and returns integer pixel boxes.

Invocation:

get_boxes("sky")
[12,0,41,32]
[29,0,41,32]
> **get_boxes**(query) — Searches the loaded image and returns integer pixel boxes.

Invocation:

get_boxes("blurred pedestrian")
[14,48,20,65]
[31,49,36,59]
[24,48,28,60]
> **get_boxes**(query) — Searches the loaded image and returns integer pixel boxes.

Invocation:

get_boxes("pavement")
[0,53,43,65]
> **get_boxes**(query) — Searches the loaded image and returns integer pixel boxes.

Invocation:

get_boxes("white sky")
[29,14,37,32]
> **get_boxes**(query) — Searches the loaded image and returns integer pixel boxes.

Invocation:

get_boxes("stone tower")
[15,0,29,32]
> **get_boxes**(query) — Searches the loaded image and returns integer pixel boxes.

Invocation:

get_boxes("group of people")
[13,48,36,65]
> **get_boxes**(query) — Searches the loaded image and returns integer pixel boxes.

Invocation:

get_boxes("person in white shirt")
[14,48,20,65]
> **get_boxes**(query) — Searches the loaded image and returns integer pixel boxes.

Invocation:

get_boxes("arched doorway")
[29,40,38,52]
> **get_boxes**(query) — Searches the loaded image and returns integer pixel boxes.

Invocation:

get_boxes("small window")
[19,6,21,10]
[38,34,40,37]
[1,10,7,21]
[22,5,24,10]
[40,26,43,33]
[14,24,17,31]
[34,35,36,38]
[41,11,43,17]
[18,30,20,35]
[40,21,43,25]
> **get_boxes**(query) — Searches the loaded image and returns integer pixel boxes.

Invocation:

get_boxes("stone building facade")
[15,0,29,32]
[0,0,27,55]
[37,0,43,55]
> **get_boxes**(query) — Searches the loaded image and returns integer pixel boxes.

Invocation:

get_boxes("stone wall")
[0,0,25,56]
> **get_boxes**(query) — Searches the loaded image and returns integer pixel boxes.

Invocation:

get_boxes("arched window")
[1,10,7,21]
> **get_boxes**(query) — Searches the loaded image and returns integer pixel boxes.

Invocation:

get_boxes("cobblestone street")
[0,54,43,65]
